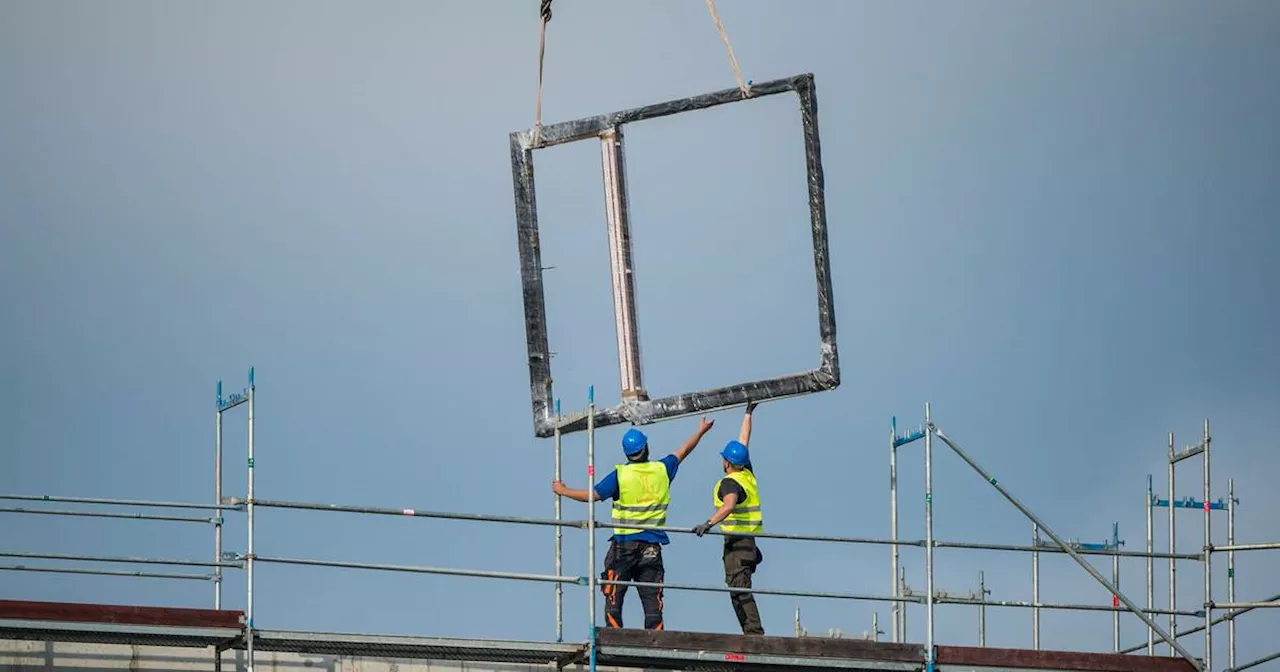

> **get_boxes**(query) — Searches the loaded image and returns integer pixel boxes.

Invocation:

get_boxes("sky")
[2,0,1278,666]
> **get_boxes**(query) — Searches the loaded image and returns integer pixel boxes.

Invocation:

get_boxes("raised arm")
[693,491,739,536]
[738,401,757,446]
[672,415,715,463]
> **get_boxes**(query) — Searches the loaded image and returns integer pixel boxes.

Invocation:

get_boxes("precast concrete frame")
[509,73,840,438]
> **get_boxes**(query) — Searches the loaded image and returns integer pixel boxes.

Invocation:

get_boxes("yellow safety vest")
[612,462,671,536]
[713,469,762,534]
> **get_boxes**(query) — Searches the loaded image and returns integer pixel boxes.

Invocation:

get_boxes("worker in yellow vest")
[553,415,714,630]
[693,401,764,635]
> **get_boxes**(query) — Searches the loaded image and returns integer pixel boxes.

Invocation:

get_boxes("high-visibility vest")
[713,469,762,534]
[611,462,671,536]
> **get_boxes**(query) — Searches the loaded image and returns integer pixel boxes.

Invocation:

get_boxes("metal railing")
[3,371,1278,672]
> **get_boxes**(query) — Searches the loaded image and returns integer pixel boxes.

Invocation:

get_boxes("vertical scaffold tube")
[924,403,935,672]
[214,384,223,611]
[246,368,255,672]
[554,399,563,643]
[1147,474,1155,655]
[979,570,987,647]
[587,386,597,672]
[599,129,646,402]
[1228,478,1236,669]
[1168,431,1177,657]
[1033,523,1041,650]
[1203,419,1212,672]
[890,417,900,642]
[1113,523,1121,652]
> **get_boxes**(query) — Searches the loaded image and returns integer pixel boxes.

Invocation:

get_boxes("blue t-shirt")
[593,454,680,544]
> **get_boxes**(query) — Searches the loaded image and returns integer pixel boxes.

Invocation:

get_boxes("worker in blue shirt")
[553,415,714,630]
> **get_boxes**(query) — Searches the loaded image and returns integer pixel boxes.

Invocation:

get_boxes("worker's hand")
[745,400,758,415]
[551,480,568,497]
[692,521,714,537]
[698,415,715,434]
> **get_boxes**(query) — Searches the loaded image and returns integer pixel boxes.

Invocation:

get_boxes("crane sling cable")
[705,0,752,97]
[531,0,553,147]
[530,0,754,148]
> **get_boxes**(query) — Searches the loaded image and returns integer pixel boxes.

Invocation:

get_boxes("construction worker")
[693,401,764,635]
[553,416,714,630]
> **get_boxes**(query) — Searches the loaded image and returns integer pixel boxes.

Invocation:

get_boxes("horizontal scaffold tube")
[238,497,1201,559]
[253,556,584,585]
[236,498,584,529]
[599,578,921,604]
[0,564,212,581]
[1214,601,1280,609]
[933,596,1201,617]
[0,551,242,569]
[1214,542,1280,552]
[0,506,215,524]
[934,539,1200,561]
[1118,592,1280,654]
[0,494,234,511]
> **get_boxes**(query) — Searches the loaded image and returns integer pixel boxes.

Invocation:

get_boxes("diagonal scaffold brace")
[929,426,1204,671]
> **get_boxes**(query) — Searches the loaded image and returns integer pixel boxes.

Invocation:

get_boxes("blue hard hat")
[621,428,648,456]
[721,440,750,466]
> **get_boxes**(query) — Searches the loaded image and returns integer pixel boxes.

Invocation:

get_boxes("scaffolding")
[2,371,1277,672]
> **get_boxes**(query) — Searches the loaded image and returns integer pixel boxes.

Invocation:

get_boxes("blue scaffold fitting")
[216,380,223,408]
[555,399,561,415]
[588,385,594,403]
[249,366,255,388]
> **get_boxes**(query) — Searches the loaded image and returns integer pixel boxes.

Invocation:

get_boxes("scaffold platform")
[0,600,1201,672]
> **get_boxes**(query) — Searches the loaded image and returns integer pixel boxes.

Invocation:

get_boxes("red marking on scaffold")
[725,654,746,662]
[1204,500,1210,511]
[402,509,415,516]
[588,466,595,477]
[1113,595,1120,608]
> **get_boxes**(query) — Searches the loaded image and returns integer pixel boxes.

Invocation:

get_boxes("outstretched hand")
[692,521,714,537]
[745,400,758,415]
[698,415,715,434]
[551,480,568,497]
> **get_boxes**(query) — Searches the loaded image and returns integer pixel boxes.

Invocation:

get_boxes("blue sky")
[2,0,1278,665]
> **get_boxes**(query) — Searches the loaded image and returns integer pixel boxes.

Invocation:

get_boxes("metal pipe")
[1203,419,1211,672]
[252,556,583,584]
[1168,430,1177,658]
[0,551,240,568]
[1113,522,1121,652]
[900,566,908,641]
[554,398,563,643]
[890,417,899,642]
[241,497,588,529]
[0,494,232,511]
[215,386,224,611]
[1228,478,1236,669]
[586,386,597,672]
[873,611,880,642]
[1118,592,1280,654]
[924,403,935,672]
[1147,474,1155,655]
[1033,523,1040,650]
[0,565,213,581]
[246,370,255,672]
[1215,601,1280,609]
[936,539,1197,560]
[979,570,987,647]
[933,596,1201,617]
[599,129,646,402]
[1214,542,1280,552]
[931,427,1202,670]
[599,578,922,604]
[1226,650,1280,672]
[0,507,213,524]
[217,497,1206,557]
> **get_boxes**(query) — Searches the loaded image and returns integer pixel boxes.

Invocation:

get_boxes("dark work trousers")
[601,540,665,630]
[723,536,764,635]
